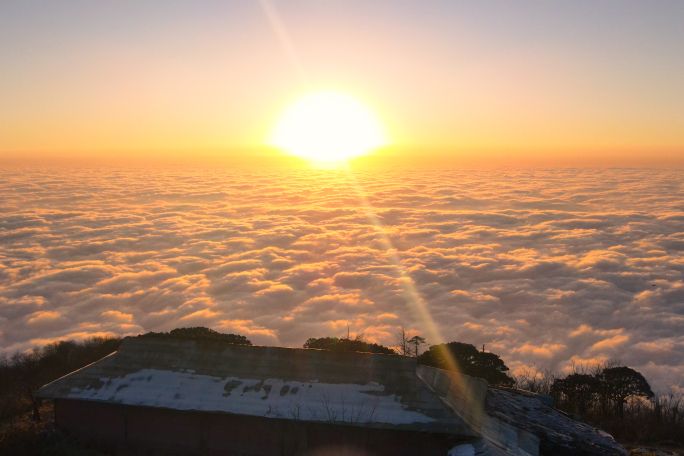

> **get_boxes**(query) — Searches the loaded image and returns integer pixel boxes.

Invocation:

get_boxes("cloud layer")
[1,167,682,389]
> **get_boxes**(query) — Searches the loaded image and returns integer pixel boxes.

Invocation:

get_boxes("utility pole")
[482,344,485,353]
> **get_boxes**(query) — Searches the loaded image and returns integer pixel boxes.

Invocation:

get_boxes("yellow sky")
[1,2,682,166]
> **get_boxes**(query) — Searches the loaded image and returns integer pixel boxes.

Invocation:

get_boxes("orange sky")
[1,1,683,166]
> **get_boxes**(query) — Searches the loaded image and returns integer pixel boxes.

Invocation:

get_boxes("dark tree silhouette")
[303,336,396,355]
[418,342,473,370]
[471,351,515,386]
[139,327,251,345]
[599,366,654,418]
[551,373,599,415]
[1,337,123,422]
[417,342,514,386]
[407,336,426,357]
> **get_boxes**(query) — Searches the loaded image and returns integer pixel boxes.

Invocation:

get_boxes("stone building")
[37,336,627,456]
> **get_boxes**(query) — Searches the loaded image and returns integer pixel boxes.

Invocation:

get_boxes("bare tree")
[513,364,559,395]
[589,357,621,377]
[394,326,409,356]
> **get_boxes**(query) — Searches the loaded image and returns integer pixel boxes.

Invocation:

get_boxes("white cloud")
[0,168,683,389]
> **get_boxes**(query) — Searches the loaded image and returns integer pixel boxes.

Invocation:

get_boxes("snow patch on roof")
[67,368,436,426]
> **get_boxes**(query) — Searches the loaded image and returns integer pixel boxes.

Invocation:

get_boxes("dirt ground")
[623,441,684,456]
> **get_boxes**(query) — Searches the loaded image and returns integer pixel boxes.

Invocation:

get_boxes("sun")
[268,92,389,161]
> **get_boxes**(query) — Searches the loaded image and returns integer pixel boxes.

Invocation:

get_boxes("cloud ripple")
[0,167,682,389]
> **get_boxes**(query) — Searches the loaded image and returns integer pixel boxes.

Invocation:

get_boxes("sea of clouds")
[0,167,682,389]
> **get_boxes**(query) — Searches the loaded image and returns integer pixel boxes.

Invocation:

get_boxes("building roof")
[484,388,628,456]
[37,337,479,436]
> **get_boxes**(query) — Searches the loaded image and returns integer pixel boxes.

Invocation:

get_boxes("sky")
[1,2,683,391]
[1,168,683,390]
[1,1,683,166]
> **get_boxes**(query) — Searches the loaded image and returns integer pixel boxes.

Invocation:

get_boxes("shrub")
[138,327,251,345]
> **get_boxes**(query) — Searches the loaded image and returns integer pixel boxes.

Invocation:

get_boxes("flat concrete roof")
[38,337,479,436]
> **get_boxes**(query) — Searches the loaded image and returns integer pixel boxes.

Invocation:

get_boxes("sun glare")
[268,92,389,161]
